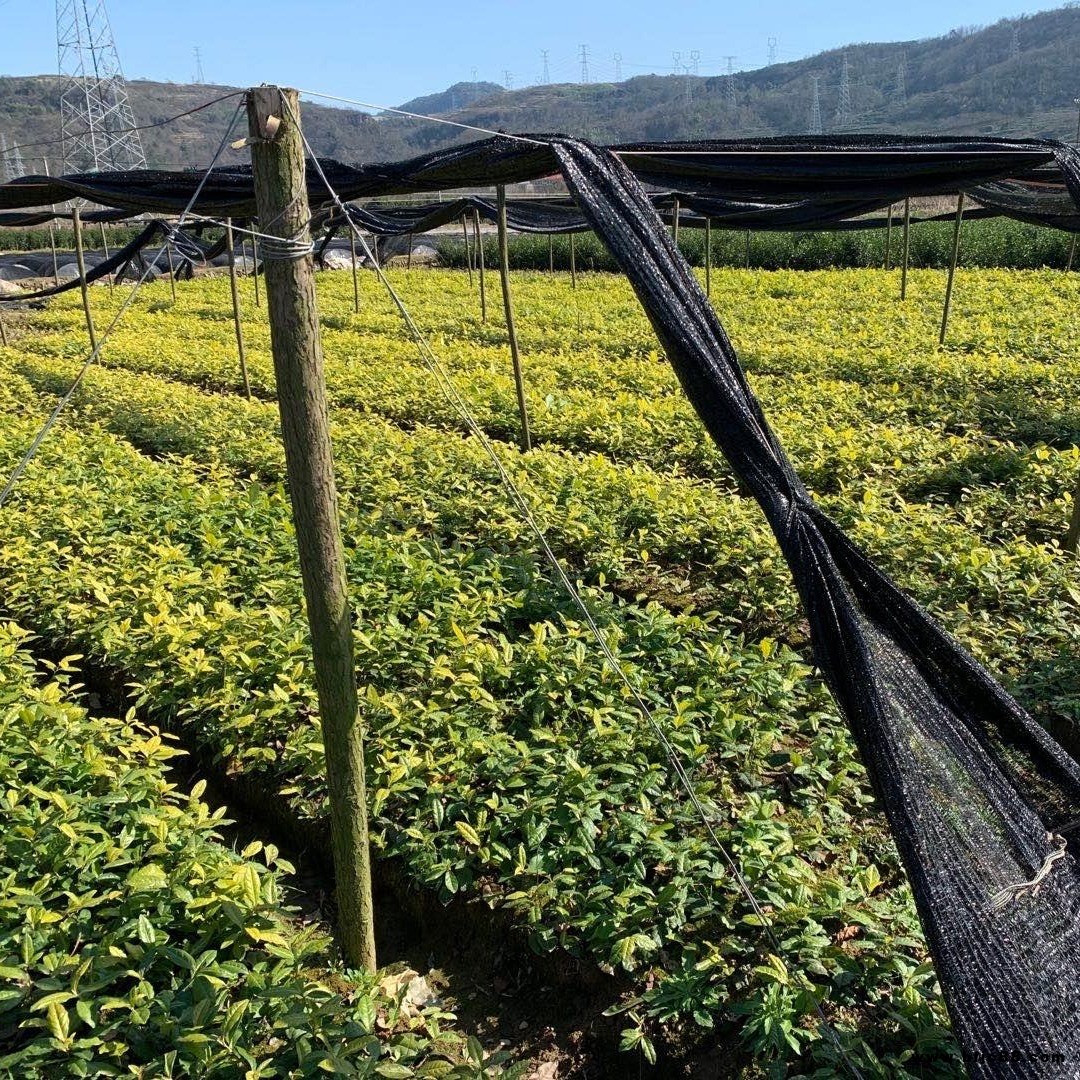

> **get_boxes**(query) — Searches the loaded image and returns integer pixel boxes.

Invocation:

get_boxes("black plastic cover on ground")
[550,136,1080,1079]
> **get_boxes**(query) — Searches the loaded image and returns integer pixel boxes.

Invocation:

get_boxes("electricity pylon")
[56,0,146,172]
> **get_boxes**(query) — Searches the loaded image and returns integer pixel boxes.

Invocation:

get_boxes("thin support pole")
[473,209,487,322]
[1068,235,1077,272]
[99,223,113,292]
[252,234,261,308]
[349,227,360,313]
[225,217,252,399]
[406,233,413,271]
[884,203,894,271]
[0,314,7,347]
[166,238,178,303]
[1065,472,1080,554]
[497,185,532,452]
[744,229,751,269]
[672,197,680,248]
[938,193,965,347]
[248,85,376,973]
[548,234,554,273]
[461,214,473,286]
[705,217,712,297]
[901,197,911,300]
[72,207,97,352]
[570,231,577,289]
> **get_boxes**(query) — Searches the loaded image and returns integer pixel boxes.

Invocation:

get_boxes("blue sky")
[0,1,1065,106]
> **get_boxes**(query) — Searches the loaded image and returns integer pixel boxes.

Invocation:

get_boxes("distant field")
[0,266,1077,1075]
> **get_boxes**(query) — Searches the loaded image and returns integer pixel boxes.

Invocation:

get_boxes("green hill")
[1,7,1078,173]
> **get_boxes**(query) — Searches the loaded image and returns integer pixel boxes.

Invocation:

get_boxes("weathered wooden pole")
[349,227,360,314]
[225,217,253,399]
[473,208,487,322]
[1068,234,1077,272]
[247,85,377,972]
[901,197,911,300]
[461,214,473,286]
[496,185,532,452]
[570,231,578,289]
[251,234,262,308]
[406,233,413,271]
[705,217,712,297]
[72,207,97,351]
[672,197,680,248]
[0,314,8,347]
[938,193,965,347]
[884,203,894,271]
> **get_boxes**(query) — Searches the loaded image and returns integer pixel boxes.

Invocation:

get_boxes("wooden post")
[938,193,965,347]
[349,226,360,313]
[406,233,413,271]
[461,214,473,286]
[570,231,577,289]
[225,217,253,398]
[548,234,554,273]
[705,217,712,297]
[473,209,487,322]
[744,229,751,268]
[1065,472,1080,554]
[672,197,680,248]
[72,207,97,352]
[901,197,911,300]
[0,314,8,347]
[247,85,377,972]
[166,236,178,303]
[251,234,261,308]
[1068,234,1077,272]
[42,159,60,287]
[884,203,894,271]
[99,223,113,292]
[496,185,532,452]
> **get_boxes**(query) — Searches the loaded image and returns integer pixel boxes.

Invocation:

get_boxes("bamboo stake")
[884,203,894,271]
[1068,234,1077,272]
[248,85,376,972]
[99,223,113,292]
[166,237,178,303]
[1066,472,1080,554]
[474,209,487,322]
[225,217,252,398]
[42,159,60,286]
[570,231,577,289]
[406,233,413,271]
[672,197,680,248]
[0,314,8,347]
[349,227,360,313]
[72,207,97,351]
[548,234,554,273]
[938,193,965,347]
[901,197,911,300]
[497,185,532,452]
[461,214,473,286]
[705,217,712,297]
[744,229,751,268]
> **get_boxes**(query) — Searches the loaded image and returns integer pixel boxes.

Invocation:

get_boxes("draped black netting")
[547,136,1080,1079]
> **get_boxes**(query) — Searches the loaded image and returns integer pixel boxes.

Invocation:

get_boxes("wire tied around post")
[258,233,315,261]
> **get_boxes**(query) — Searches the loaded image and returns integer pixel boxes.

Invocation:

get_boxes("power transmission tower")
[808,75,822,134]
[690,49,700,76]
[541,50,550,84]
[193,46,204,84]
[56,0,145,172]
[579,44,590,84]
[895,54,907,106]
[504,70,514,90]
[723,56,737,109]
[834,52,851,128]
[671,51,681,76]
[1010,25,1020,60]
[683,66,693,105]
[768,37,778,65]
[613,52,622,81]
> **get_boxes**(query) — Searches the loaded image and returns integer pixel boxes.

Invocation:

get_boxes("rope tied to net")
[990,833,1068,911]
